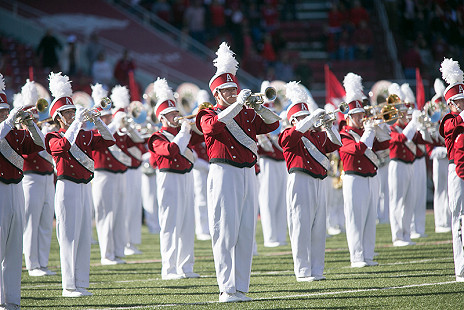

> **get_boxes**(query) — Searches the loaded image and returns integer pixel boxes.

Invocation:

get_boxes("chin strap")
[58,112,73,127]
[160,115,180,128]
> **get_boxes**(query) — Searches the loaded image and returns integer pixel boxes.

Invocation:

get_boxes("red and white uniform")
[440,111,464,278]
[197,104,279,293]
[92,130,132,261]
[410,137,429,237]
[388,123,426,243]
[141,150,159,234]
[257,133,287,247]
[0,126,44,306]
[46,128,114,291]
[279,126,340,278]
[148,126,201,278]
[191,141,210,239]
[339,125,389,264]
[22,150,55,272]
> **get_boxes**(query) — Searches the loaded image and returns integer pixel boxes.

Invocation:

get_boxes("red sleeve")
[340,134,367,155]
[279,127,303,149]
[91,132,115,150]
[253,111,280,134]
[148,134,181,158]
[46,133,71,156]
[389,129,407,143]
[373,139,390,151]
[197,110,227,136]
[189,131,205,147]
[442,114,463,139]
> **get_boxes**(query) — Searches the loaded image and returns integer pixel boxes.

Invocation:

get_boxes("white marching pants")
[258,158,287,246]
[92,171,127,260]
[193,168,210,237]
[448,164,464,277]
[433,158,450,230]
[325,177,345,232]
[411,157,427,235]
[287,172,327,278]
[0,182,24,306]
[141,172,160,234]
[343,174,379,263]
[126,167,143,246]
[389,160,415,242]
[55,180,92,290]
[157,171,195,277]
[377,163,390,224]
[22,173,55,271]
[208,163,257,294]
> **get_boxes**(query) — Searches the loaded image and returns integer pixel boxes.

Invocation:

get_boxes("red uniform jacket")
[196,105,279,168]
[389,123,427,164]
[257,134,285,161]
[46,128,115,184]
[439,112,462,163]
[0,128,44,184]
[191,141,209,162]
[92,130,131,173]
[148,126,202,174]
[339,126,390,177]
[279,127,340,179]
[23,151,54,175]
[117,136,144,169]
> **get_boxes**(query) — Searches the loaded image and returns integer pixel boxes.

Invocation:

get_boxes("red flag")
[29,66,34,81]
[325,64,345,107]
[416,68,425,110]
[128,70,141,101]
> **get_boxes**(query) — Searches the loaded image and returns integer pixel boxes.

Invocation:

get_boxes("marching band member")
[429,79,451,233]
[402,83,430,239]
[0,74,45,309]
[110,86,145,256]
[339,73,390,268]
[17,80,56,277]
[387,83,426,247]
[91,83,130,265]
[141,150,160,234]
[191,90,212,241]
[257,81,288,247]
[196,42,280,302]
[438,58,464,282]
[45,72,115,297]
[148,78,201,280]
[279,81,341,281]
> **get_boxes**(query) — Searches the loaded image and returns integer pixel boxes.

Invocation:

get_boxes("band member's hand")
[5,106,22,127]
[411,109,421,124]
[236,89,252,106]
[75,106,86,123]
[363,119,375,130]
[179,119,192,133]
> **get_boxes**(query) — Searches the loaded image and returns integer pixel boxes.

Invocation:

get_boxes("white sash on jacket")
[108,145,132,166]
[394,126,417,156]
[60,132,94,172]
[0,138,24,170]
[161,131,195,164]
[301,136,330,171]
[348,129,380,168]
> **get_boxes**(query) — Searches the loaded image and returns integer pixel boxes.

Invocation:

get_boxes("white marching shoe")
[296,276,316,282]
[351,261,368,268]
[124,245,142,255]
[28,268,48,277]
[219,292,242,303]
[62,289,83,297]
[235,291,252,301]
[393,240,415,247]
[77,287,93,296]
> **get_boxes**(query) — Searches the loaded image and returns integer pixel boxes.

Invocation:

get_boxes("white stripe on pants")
[448,164,464,277]
[92,171,126,260]
[377,163,390,223]
[0,182,24,306]
[343,174,379,263]
[141,172,160,234]
[22,173,54,271]
[434,158,450,229]
[126,167,143,245]
[411,157,427,235]
[208,163,257,294]
[258,158,287,246]
[286,172,327,278]
[157,171,195,276]
[55,180,92,290]
[389,160,415,242]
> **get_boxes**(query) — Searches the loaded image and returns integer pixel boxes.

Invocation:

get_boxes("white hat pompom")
[285,81,307,106]
[13,93,23,108]
[388,83,404,101]
[0,73,5,94]
[49,72,73,100]
[110,85,130,110]
[91,83,108,106]
[401,83,415,104]
[213,42,239,77]
[343,72,363,103]
[440,58,463,85]
[196,89,210,105]
[153,78,175,104]
[21,79,39,107]
[434,78,445,96]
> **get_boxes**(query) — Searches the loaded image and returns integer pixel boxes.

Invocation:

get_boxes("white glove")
[430,146,448,160]
[75,106,86,123]
[360,128,376,149]
[402,120,418,141]
[4,106,22,129]
[295,108,325,133]
[363,119,375,131]
[411,109,421,125]
[375,122,391,142]
[179,119,192,133]
[235,89,252,106]
[172,122,192,154]
[257,134,274,152]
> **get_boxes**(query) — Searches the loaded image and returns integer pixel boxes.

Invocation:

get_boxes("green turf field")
[21,212,464,309]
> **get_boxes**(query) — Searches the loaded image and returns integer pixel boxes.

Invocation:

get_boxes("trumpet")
[16,98,49,124]
[244,87,277,106]
[174,102,214,123]
[314,102,350,128]
[424,100,448,123]
[82,97,113,123]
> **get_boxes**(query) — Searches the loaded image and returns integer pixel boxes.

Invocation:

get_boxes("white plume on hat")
[110,85,130,110]
[440,58,463,85]
[196,89,210,104]
[153,77,175,104]
[434,78,445,96]
[0,73,5,94]
[21,79,39,107]
[285,81,307,106]
[343,73,363,103]
[13,93,23,108]
[388,83,404,101]
[401,83,415,104]
[213,42,238,77]
[91,83,108,106]
[49,72,72,100]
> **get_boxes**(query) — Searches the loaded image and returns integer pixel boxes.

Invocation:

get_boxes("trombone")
[174,102,214,123]
[362,94,403,126]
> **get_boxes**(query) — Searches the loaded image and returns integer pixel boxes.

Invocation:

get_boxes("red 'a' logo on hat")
[226,74,233,82]
[66,97,73,105]
[301,103,307,110]
[355,101,362,108]
[167,100,175,107]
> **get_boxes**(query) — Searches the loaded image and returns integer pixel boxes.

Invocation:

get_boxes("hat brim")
[288,110,310,122]
[216,82,238,91]
[348,108,365,114]
[449,93,464,102]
